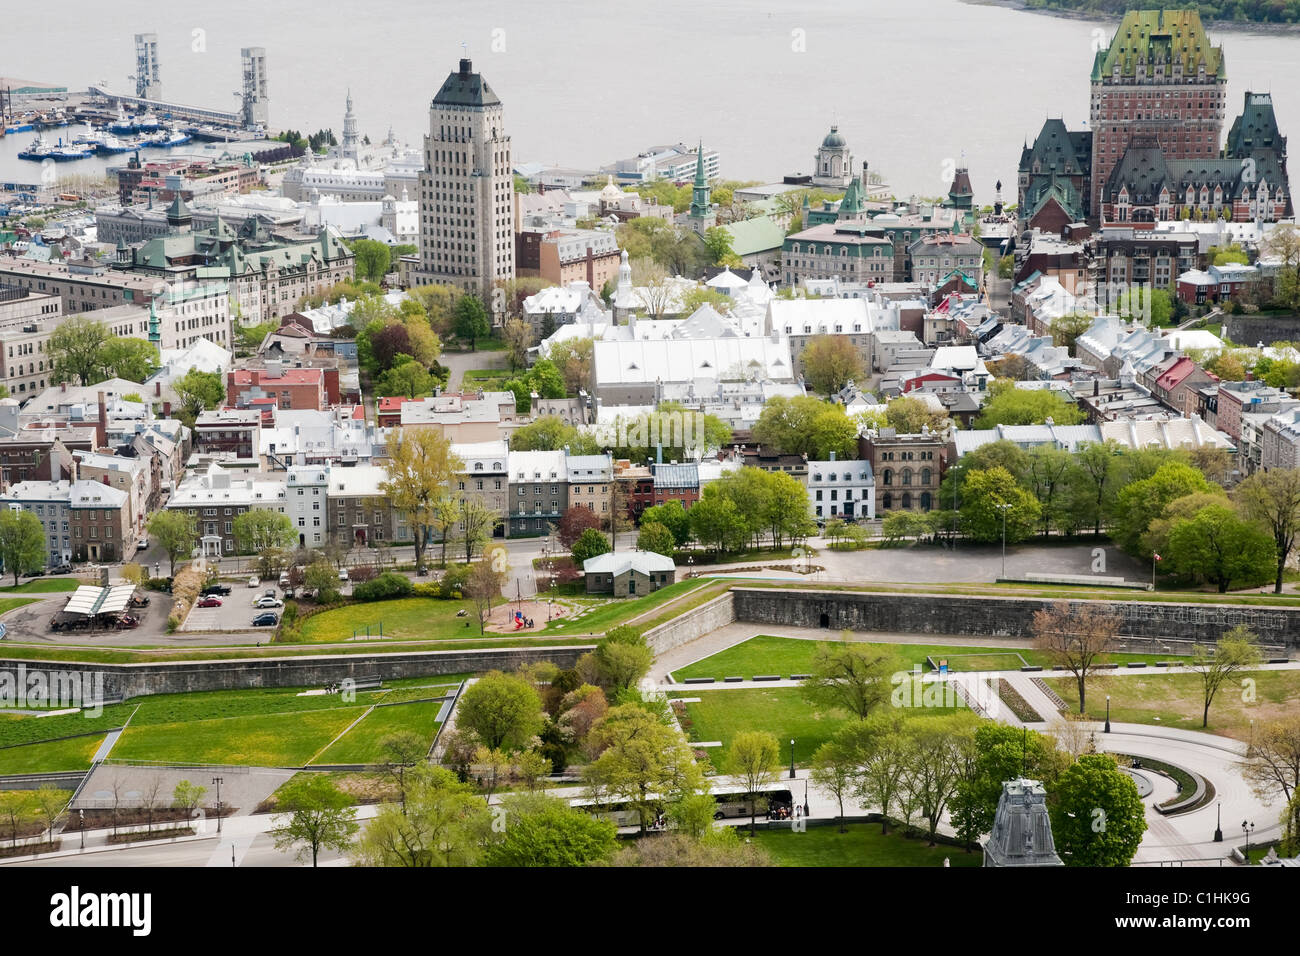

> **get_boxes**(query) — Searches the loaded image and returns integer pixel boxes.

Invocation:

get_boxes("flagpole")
[1152,553,1159,590]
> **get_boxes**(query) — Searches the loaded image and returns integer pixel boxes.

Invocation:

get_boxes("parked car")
[114,614,140,629]
[136,538,148,552]
[201,584,232,596]
[251,612,279,627]
[263,588,277,598]
[253,596,283,609]
[338,567,349,582]
[50,563,73,575]
[247,576,259,588]
[197,596,223,608]
[128,594,150,608]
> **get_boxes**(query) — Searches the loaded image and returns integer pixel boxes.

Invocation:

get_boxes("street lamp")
[803,779,810,819]
[1242,820,1255,860]
[212,776,224,834]
[1104,694,1111,734]
[79,809,84,850]
[1214,802,1223,843]
[996,502,1012,579]
[789,738,796,779]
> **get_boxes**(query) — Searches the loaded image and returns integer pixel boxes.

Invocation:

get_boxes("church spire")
[688,141,715,233]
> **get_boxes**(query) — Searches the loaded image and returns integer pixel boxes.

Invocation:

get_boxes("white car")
[338,568,349,582]
[247,576,260,588]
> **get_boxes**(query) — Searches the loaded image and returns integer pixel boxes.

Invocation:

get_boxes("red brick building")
[227,366,328,411]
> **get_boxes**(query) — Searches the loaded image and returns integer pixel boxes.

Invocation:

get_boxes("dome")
[821,125,847,149]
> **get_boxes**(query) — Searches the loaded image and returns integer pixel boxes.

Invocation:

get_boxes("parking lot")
[182,583,285,632]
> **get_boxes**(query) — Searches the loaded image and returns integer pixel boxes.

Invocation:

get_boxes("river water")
[2,0,1299,200]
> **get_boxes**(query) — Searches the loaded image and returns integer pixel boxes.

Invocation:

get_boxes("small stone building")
[583,551,676,597]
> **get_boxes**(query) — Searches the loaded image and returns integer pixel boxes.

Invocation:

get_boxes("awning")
[62,584,137,617]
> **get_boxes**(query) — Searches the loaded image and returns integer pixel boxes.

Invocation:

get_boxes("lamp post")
[1214,802,1223,843]
[996,502,1011,579]
[212,776,224,834]
[687,554,694,578]
[1104,695,1111,734]
[789,738,796,779]
[1242,820,1255,860]
[803,779,810,818]
[79,809,84,850]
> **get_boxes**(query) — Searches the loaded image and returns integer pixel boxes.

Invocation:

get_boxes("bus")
[570,787,794,829]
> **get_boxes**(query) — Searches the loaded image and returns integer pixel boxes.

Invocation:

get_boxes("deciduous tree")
[147,510,197,577]
[1032,601,1120,715]
[269,775,359,867]
[1235,468,1300,593]
[0,509,46,585]
[1049,754,1147,867]
[458,671,544,752]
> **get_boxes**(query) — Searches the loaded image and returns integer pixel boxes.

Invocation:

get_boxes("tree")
[352,765,491,867]
[801,335,865,396]
[959,466,1040,544]
[639,500,691,547]
[637,521,676,557]
[304,557,340,602]
[556,505,602,549]
[147,510,197,577]
[376,358,436,399]
[587,628,653,694]
[585,704,702,833]
[802,639,901,721]
[904,712,980,845]
[1069,440,1123,536]
[458,671,544,752]
[453,294,491,350]
[842,711,911,834]
[1235,468,1300,593]
[1189,626,1263,729]
[752,396,857,460]
[31,785,68,840]
[464,554,506,635]
[1242,715,1300,806]
[727,731,782,835]
[381,427,462,573]
[1032,601,1120,715]
[611,829,772,867]
[1164,504,1274,592]
[545,337,595,395]
[502,318,535,372]
[1050,312,1095,355]
[1049,754,1147,867]
[269,775,360,867]
[457,497,502,564]
[510,416,588,453]
[1025,445,1076,538]
[173,369,225,422]
[950,723,1069,850]
[689,493,745,554]
[0,791,36,848]
[810,737,858,832]
[885,395,948,436]
[975,382,1085,428]
[232,509,295,559]
[1262,222,1300,311]
[173,779,207,820]
[48,315,109,385]
[379,731,429,816]
[351,238,391,282]
[98,337,157,382]
[482,793,616,867]
[1111,461,1213,555]
[514,750,551,791]
[701,225,738,266]
[0,509,45,585]
[571,527,611,567]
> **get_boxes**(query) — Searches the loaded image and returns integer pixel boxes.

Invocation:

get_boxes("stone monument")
[983,778,1064,867]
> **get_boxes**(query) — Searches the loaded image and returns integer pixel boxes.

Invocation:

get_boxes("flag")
[1153,553,1162,561]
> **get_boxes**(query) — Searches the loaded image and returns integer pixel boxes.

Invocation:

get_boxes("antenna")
[1022,725,1028,777]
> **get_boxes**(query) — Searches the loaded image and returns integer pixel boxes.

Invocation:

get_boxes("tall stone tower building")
[341,90,360,164]
[1088,9,1227,219]
[415,58,515,315]
[812,125,854,189]
[687,141,715,234]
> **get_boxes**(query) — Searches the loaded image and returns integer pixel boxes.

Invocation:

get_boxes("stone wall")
[731,588,1300,648]
[643,591,736,656]
[1223,315,1300,349]
[0,644,592,702]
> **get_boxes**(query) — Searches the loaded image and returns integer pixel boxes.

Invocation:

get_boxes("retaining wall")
[0,645,592,701]
[730,588,1300,648]
[643,592,736,656]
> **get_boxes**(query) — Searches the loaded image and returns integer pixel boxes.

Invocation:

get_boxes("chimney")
[829,450,836,462]
[155,380,162,397]
[95,391,107,450]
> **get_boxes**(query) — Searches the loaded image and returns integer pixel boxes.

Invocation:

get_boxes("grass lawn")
[671,686,965,771]
[461,368,513,389]
[0,707,133,750]
[1044,668,1300,741]
[311,700,444,765]
[0,734,104,774]
[112,706,368,766]
[0,579,81,594]
[0,597,37,617]
[750,822,981,867]
[673,635,1188,681]
[542,578,712,635]
[294,598,597,646]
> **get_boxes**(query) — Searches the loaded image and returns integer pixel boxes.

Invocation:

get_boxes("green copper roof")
[838,178,864,217]
[1092,10,1225,82]
[722,216,787,256]
[693,141,707,189]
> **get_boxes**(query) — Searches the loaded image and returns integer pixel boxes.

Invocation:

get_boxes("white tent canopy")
[62,584,137,617]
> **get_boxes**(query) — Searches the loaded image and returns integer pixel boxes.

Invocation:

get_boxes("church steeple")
[341,89,360,163]
[688,141,715,233]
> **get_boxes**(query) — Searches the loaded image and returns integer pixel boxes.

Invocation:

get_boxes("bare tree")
[141,778,164,832]
[631,258,674,319]
[1031,601,1120,715]
[1242,715,1300,806]
[1189,626,1263,728]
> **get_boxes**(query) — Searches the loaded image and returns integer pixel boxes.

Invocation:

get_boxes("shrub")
[165,615,179,633]
[281,600,299,626]
[348,564,376,584]
[145,577,171,592]
[412,581,442,599]
[352,571,414,602]
[437,562,471,599]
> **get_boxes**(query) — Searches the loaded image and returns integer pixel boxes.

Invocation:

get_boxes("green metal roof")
[722,216,787,256]
[1092,10,1224,82]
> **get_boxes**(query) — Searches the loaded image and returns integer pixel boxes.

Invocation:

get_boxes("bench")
[752,675,781,682]
[723,676,743,683]
[683,677,715,685]
[1019,665,1043,672]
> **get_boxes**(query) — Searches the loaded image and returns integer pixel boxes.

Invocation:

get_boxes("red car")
[197,596,223,608]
